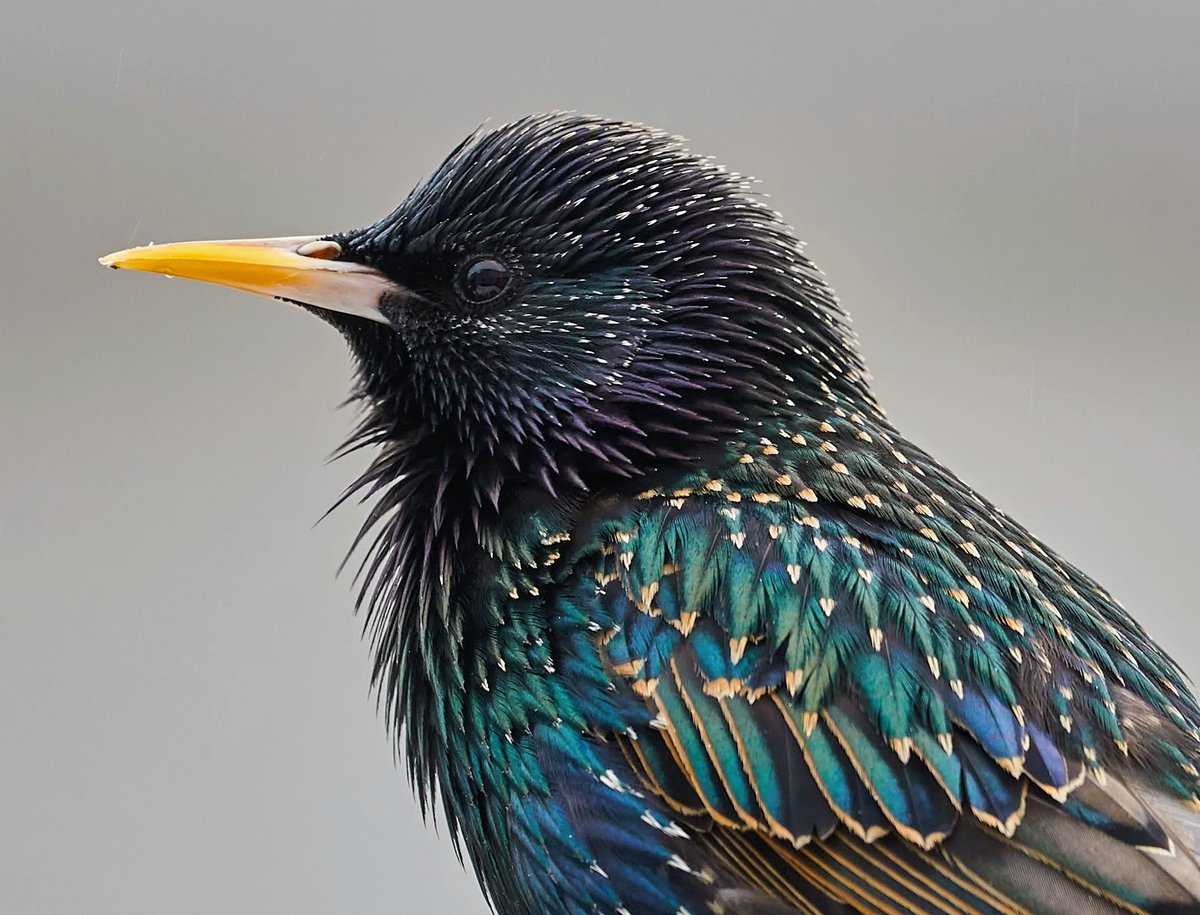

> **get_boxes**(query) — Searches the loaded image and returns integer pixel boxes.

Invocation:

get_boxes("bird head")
[101,113,872,514]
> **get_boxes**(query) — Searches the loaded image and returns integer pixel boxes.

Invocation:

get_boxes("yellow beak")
[99,236,396,325]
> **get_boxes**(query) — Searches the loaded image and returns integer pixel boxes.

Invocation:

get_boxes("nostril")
[296,239,342,260]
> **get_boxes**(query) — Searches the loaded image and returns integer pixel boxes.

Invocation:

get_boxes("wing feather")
[582,457,1200,913]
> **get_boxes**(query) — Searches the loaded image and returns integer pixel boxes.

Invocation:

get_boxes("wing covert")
[571,430,1200,912]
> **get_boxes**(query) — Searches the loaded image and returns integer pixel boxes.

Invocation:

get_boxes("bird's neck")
[336,329,893,840]
[340,419,587,838]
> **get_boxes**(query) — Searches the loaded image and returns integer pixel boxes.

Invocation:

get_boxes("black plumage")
[102,113,1200,914]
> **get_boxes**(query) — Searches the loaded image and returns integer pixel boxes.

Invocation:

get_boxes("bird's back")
[489,411,1200,914]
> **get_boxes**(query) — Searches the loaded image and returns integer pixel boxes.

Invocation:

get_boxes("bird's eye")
[457,256,512,306]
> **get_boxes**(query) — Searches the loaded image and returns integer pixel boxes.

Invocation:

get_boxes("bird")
[100,113,1200,914]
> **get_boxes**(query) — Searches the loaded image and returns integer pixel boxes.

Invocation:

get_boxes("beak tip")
[99,250,126,269]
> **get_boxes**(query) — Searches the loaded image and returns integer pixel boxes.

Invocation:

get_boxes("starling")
[101,113,1200,914]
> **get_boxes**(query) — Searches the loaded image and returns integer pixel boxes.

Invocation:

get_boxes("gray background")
[3,2,1198,913]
